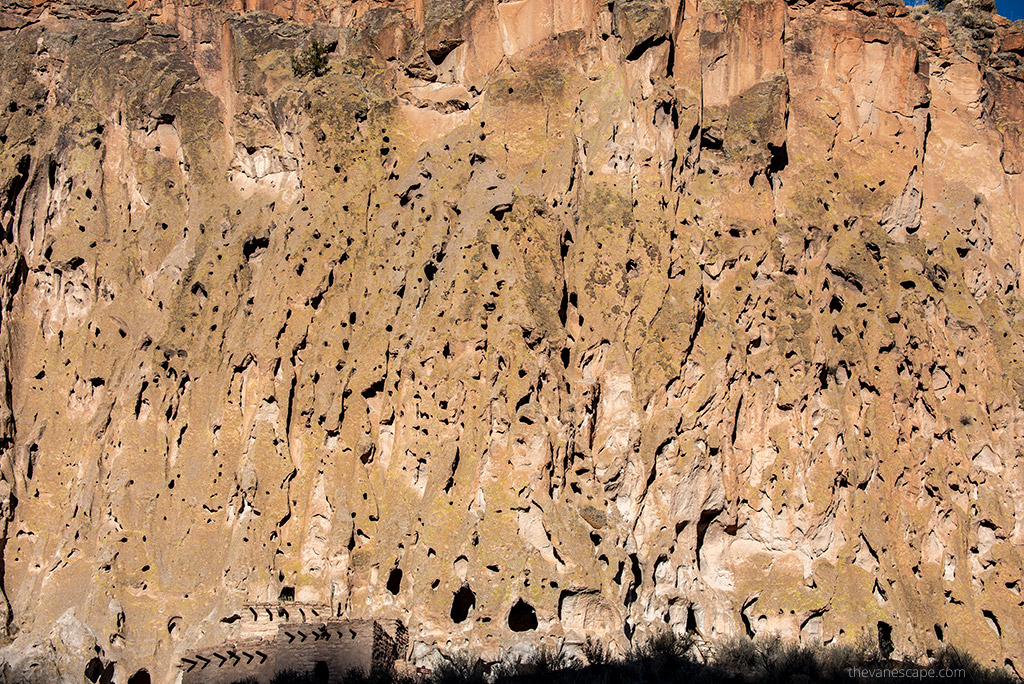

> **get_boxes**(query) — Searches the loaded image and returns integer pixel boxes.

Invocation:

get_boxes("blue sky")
[907,0,1024,20]
[999,0,1024,20]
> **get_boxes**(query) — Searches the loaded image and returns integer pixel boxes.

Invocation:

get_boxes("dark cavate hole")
[686,605,698,632]
[768,142,788,174]
[243,236,269,259]
[877,621,894,659]
[84,658,104,683]
[427,39,463,65]
[451,585,475,623]
[490,203,512,221]
[386,568,402,595]
[699,128,723,151]
[508,598,537,632]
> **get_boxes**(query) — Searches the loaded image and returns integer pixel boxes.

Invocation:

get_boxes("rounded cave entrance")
[451,584,476,623]
[126,670,150,684]
[508,598,537,632]
[83,657,114,684]
[387,567,403,595]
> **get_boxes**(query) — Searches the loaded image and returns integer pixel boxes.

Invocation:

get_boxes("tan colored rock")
[0,0,1023,681]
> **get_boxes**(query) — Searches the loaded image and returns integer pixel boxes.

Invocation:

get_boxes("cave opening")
[387,568,403,595]
[686,605,698,633]
[126,670,150,684]
[877,621,894,659]
[450,585,476,623]
[508,598,538,632]
[84,658,114,684]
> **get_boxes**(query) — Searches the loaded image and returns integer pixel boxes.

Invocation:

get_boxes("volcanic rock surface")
[1,0,1024,680]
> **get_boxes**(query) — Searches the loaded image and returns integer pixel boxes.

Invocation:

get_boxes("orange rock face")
[0,0,1023,681]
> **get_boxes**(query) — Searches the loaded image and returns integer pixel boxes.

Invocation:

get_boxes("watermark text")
[847,667,966,679]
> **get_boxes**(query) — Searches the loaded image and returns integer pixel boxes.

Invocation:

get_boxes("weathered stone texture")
[0,0,1023,681]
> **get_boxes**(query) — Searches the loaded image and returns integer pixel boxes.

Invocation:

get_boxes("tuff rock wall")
[0,0,1023,680]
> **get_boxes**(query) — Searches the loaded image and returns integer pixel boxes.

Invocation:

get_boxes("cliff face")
[0,0,1023,680]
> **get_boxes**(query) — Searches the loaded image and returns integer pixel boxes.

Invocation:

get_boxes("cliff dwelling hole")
[686,605,698,633]
[126,670,150,684]
[490,203,512,221]
[84,658,113,684]
[314,661,329,683]
[279,586,295,602]
[768,142,788,174]
[699,129,723,151]
[695,509,720,569]
[387,568,403,595]
[451,585,475,623]
[877,621,894,659]
[624,553,642,606]
[934,624,943,642]
[508,599,537,632]
[243,236,269,259]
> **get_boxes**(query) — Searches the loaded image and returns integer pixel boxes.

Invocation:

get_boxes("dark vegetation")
[291,39,333,78]
[230,633,1020,684]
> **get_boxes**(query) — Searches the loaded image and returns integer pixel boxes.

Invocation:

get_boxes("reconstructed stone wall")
[238,602,335,640]
[181,640,273,684]
[180,618,390,684]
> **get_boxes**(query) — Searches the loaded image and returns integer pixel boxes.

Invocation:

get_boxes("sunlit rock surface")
[0,0,1023,680]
